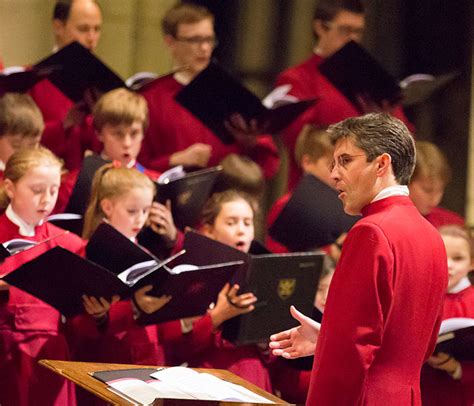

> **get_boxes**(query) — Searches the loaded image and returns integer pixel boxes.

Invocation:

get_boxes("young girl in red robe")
[421,225,474,405]
[0,147,85,406]
[70,164,175,368]
[159,189,274,392]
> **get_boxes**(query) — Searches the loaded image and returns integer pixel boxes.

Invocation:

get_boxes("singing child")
[0,147,84,406]
[160,189,274,391]
[73,164,173,367]
[421,225,474,405]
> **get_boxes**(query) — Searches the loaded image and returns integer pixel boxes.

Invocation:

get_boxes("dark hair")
[53,0,100,22]
[53,0,73,22]
[162,2,214,37]
[200,189,256,228]
[328,113,416,185]
[313,0,365,22]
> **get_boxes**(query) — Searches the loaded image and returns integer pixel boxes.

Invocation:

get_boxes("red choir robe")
[138,74,280,179]
[0,214,85,406]
[159,314,273,392]
[421,284,474,406]
[30,80,101,171]
[425,206,464,229]
[275,54,413,191]
[306,196,447,405]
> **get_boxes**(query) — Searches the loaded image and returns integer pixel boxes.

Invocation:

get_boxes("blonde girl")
[0,147,84,406]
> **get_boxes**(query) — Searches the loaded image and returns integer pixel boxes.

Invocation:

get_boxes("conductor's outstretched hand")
[269,305,321,359]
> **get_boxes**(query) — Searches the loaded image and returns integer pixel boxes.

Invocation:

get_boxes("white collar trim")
[448,277,472,294]
[5,205,43,237]
[371,185,409,203]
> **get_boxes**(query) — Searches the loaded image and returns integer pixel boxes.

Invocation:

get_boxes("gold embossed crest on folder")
[278,278,296,300]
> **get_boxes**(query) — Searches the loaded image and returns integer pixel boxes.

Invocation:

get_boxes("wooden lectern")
[39,359,292,406]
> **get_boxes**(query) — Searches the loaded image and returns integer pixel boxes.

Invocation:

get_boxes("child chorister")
[0,93,44,180]
[69,164,174,369]
[421,225,474,405]
[160,189,274,392]
[0,147,85,406]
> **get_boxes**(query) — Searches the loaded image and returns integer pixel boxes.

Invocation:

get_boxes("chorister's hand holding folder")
[137,231,247,324]
[319,40,402,109]
[268,174,359,251]
[2,237,183,318]
[435,317,474,361]
[34,41,126,103]
[155,165,222,230]
[222,251,325,346]
[2,246,129,317]
[175,62,316,144]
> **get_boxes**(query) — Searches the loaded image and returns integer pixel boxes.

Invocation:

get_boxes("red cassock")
[425,206,464,229]
[275,54,414,191]
[421,285,474,406]
[68,301,165,367]
[159,314,273,392]
[138,75,280,179]
[0,214,85,406]
[29,80,101,171]
[306,196,447,405]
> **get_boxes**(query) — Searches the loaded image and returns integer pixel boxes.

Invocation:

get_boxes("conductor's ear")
[376,153,392,176]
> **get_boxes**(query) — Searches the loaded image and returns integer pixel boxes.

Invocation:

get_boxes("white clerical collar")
[0,159,5,171]
[448,277,472,294]
[371,185,409,203]
[5,205,43,237]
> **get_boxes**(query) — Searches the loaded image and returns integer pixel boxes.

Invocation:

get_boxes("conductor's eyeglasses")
[329,154,366,171]
[175,35,218,48]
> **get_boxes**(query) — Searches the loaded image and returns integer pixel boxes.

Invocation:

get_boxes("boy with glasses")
[138,3,280,181]
[275,0,412,192]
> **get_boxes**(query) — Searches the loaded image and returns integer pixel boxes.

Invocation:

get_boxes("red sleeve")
[159,313,215,364]
[241,135,280,180]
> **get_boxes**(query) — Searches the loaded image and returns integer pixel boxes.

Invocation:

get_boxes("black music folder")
[155,165,222,230]
[0,65,59,95]
[2,232,183,317]
[34,41,126,103]
[222,251,325,346]
[435,318,474,361]
[175,62,315,144]
[0,231,70,261]
[86,222,160,276]
[46,213,83,236]
[268,174,358,251]
[137,231,247,324]
[2,246,129,317]
[65,154,110,216]
[319,40,402,108]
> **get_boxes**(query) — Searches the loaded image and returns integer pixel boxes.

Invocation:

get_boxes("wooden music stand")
[39,359,292,406]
